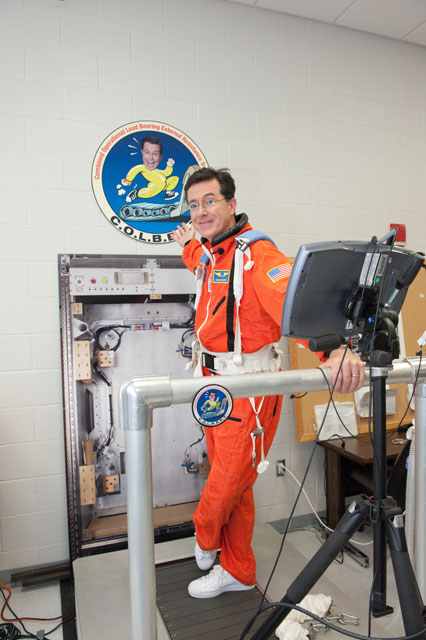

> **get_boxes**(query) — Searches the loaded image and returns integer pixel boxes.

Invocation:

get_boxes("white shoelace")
[199,565,224,583]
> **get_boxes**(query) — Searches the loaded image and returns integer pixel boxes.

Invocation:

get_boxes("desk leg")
[324,449,344,529]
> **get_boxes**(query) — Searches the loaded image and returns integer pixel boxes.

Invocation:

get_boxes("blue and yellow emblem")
[213,270,230,283]
[192,384,233,427]
[91,121,208,244]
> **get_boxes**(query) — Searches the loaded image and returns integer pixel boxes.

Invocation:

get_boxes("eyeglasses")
[188,197,226,212]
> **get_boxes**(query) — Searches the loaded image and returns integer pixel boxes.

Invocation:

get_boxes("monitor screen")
[281,239,424,350]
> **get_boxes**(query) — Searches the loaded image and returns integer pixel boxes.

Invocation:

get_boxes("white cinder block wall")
[1,0,426,574]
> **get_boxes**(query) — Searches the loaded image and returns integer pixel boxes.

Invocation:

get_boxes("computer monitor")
[281,238,424,352]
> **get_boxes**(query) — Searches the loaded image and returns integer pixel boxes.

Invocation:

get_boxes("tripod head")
[346,285,400,367]
[358,309,399,367]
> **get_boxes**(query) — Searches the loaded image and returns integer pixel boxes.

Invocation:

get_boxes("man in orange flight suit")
[171,168,365,599]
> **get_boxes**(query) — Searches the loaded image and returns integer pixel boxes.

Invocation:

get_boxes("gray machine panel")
[59,254,205,560]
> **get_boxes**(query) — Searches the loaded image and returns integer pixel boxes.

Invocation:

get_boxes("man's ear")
[228,197,237,217]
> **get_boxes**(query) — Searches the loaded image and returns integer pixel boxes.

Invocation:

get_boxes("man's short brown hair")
[185,167,235,201]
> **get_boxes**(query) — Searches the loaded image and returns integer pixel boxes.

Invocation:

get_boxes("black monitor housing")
[281,235,424,363]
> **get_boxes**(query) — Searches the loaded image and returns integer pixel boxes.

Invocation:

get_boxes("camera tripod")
[252,353,426,640]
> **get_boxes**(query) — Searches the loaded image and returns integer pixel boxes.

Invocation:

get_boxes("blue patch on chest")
[213,270,230,283]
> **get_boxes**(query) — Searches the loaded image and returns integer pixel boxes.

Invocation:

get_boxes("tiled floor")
[0,579,76,640]
[1,582,64,639]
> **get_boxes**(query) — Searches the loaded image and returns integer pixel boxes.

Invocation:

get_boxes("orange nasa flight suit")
[183,214,325,586]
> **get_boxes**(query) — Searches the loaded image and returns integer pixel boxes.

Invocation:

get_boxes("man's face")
[142,141,162,171]
[187,178,236,241]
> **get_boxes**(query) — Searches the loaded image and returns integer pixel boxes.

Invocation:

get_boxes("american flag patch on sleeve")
[267,263,293,282]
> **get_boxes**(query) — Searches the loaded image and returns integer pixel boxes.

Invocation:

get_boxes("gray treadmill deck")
[156,559,271,639]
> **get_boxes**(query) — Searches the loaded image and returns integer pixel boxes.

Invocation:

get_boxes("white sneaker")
[125,189,138,203]
[188,565,255,599]
[164,190,179,200]
[195,539,217,571]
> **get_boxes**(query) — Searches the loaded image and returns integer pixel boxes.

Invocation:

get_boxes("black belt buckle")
[201,353,215,371]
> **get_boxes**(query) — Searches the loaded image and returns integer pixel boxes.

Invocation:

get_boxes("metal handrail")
[119,357,426,640]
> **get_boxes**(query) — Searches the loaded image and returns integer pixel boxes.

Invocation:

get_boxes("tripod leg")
[371,513,393,616]
[251,500,370,640]
[371,369,392,617]
[386,514,426,639]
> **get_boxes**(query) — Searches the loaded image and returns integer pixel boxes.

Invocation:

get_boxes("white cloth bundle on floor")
[276,593,332,639]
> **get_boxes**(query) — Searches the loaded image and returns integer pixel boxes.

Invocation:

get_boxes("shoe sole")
[188,583,255,599]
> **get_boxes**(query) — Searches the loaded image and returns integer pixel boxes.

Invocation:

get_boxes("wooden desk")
[319,436,406,528]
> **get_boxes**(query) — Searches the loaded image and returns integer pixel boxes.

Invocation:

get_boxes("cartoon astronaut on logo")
[201,391,222,415]
[120,136,179,202]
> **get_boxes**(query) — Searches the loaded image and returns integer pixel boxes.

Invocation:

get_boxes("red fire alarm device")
[390,223,406,246]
